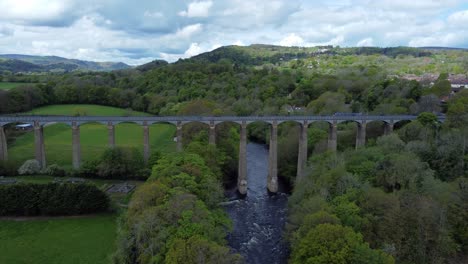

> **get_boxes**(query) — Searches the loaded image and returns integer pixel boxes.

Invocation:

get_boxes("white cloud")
[0,0,467,64]
[179,1,213,17]
[361,0,461,11]
[408,33,461,47]
[233,40,245,46]
[185,43,203,56]
[0,0,68,20]
[279,33,304,46]
[173,24,202,38]
[159,42,212,61]
[448,9,468,26]
[0,0,82,26]
[144,11,164,18]
[357,37,374,47]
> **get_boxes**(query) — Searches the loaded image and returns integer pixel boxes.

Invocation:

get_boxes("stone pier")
[72,123,81,169]
[34,122,46,168]
[0,114,427,195]
[328,121,338,152]
[268,121,278,193]
[0,126,8,161]
[238,122,247,195]
[108,122,115,147]
[143,123,150,163]
[209,122,216,145]
[356,121,366,148]
[296,121,308,181]
[176,122,183,152]
[384,121,394,135]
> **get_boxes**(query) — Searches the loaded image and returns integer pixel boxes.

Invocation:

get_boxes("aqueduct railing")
[0,115,444,194]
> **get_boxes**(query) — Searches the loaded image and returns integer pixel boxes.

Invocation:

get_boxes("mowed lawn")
[0,82,37,90]
[26,104,149,116]
[0,215,117,264]
[8,105,176,167]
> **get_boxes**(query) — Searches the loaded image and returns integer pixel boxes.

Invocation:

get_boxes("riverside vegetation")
[0,45,467,263]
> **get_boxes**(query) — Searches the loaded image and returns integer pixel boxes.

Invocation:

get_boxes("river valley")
[223,143,290,264]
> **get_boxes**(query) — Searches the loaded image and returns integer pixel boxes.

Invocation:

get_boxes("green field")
[25,104,150,116]
[0,82,37,90]
[1,105,164,264]
[0,215,117,264]
[8,104,176,167]
[11,175,141,187]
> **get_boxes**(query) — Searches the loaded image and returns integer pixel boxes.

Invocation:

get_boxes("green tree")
[165,236,243,264]
[417,112,438,126]
[307,91,349,115]
[96,147,146,179]
[430,79,451,97]
[290,223,394,264]
[150,152,223,208]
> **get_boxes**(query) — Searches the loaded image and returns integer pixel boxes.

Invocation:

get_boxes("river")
[223,143,289,264]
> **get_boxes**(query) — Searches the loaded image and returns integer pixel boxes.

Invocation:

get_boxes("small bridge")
[0,114,445,194]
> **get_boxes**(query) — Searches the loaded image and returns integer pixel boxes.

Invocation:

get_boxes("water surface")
[224,143,289,264]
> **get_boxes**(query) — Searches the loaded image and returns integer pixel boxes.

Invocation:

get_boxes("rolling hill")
[0,54,131,73]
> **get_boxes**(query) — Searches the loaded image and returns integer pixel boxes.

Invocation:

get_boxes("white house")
[15,124,33,130]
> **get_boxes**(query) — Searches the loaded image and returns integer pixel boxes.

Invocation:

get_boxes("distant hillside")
[135,59,168,72]
[0,54,131,73]
[187,44,328,65]
[186,45,434,65]
[418,46,468,51]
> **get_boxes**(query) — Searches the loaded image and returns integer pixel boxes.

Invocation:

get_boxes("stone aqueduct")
[0,115,445,194]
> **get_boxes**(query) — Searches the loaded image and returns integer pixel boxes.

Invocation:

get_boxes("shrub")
[96,147,145,179]
[0,160,18,176]
[0,183,110,216]
[18,159,41,175]
[79,160,99,177]
[44,164,66,177]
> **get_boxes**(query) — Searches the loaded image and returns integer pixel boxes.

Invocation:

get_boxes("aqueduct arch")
[0,114,442,195]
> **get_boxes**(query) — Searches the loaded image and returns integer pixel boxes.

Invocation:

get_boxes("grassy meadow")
[1,105,161,264]
[0,82,37,90]
[25,104,149,116]
[0,215,117,264]
[8,104,176,167]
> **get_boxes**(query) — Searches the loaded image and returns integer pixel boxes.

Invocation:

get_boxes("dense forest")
[288,109,468,263]
[1,46,466,116]
[1,45,467,263]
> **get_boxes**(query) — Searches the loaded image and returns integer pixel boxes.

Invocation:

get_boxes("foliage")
[18,159,41,175]
[165,235,243,264]
[96,147,146,179]
[288,132,467,263]
[113,144,240,263]
[1,46,464,117]
[2,44,468,263]
[44,164,66,177]
[307,91,349,114]
[0,183,109,216]
[0,160,18,176]
[417,112,438,126]
[150,152,224,208]
[290,223,394,264]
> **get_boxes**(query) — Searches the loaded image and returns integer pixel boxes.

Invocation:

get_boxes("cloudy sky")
[0,0,467,65]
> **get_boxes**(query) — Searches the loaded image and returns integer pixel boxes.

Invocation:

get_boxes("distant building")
[15,124,33,130]
[447,74,468,91]
[284,105,305,114]
[449,80,468,89]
